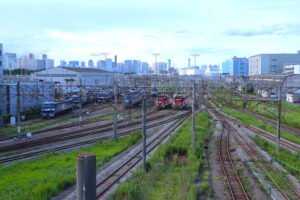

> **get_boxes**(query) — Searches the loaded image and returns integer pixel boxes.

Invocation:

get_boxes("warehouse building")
[249,51,300,76]
[31,67,115,88]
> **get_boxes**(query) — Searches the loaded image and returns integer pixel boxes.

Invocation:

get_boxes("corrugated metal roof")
[61,67,113,74]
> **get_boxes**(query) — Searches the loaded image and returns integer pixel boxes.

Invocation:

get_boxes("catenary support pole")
[277,86,282,153]
[77,154,96,200]
[79,78,83,127]
[192,80,196,150]
[17,80,21,134]
[113,82,118,141]
[142,95,147,170]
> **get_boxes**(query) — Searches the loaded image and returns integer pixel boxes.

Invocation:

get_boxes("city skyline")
[1,0,300,67]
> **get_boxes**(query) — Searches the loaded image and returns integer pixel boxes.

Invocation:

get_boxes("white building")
[179,66,200,75]
[249,51,300,76]
[286,91,300,103]
[31,67,115,87]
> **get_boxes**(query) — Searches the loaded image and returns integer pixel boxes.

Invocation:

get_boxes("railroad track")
[213,107,300,200]
[218,126,249,200]
[208,97,300,152]
[0,106,156,142]
[0,110,174,153]
[95,112,190,199]
[0,111,190,164]
[212,90,300,136]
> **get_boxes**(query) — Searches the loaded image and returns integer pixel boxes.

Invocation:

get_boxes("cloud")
[226,24,300,37]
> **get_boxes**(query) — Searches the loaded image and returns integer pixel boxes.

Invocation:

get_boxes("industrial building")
[0,82,55,116]
[249,51,300,75]
[31,67,115,87]
[283,64,300,74]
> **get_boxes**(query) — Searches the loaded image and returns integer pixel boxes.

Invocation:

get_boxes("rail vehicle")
[172,95,187,110]
[155,94,172,110]
[124,90,143,108]
[150,88,158,97]
[96,90,113,103]
[40,99,73,118]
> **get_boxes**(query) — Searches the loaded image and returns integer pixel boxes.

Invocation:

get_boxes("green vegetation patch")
[111,112,212,200]
[0,131,141,200]
[253,135,300,182]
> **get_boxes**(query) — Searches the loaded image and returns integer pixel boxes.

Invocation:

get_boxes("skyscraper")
[88,60,94,68]
[3,53,18,70]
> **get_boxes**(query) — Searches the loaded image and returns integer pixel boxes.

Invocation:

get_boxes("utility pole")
[113,81,118,141]
[191,54,200,67]
[152,53,160,74]
[142,94,147,170]
[79,78,83,127]
[16,80,21,135]
[192,80,196,150]
[277,86,282,153]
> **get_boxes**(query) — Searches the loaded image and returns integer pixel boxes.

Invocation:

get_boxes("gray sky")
[1,0,300,68]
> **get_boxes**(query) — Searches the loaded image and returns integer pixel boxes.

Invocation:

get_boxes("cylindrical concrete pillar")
[77,154,96,200]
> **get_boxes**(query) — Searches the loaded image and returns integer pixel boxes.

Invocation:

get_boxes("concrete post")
[77,154,96,200]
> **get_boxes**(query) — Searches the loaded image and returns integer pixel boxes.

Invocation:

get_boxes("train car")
[97,91,113,103]
[40,99,73,118]
[151,88,158,97]
[124,91,143,108]
[155,95,172,110]
[172,95,187,110]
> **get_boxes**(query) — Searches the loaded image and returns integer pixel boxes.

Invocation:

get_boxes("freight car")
[40,99,73,118]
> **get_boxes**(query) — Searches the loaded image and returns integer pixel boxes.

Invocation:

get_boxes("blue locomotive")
[40,99,73,118]
[124,90,143,108]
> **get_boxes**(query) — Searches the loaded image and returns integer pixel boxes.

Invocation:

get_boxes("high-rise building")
[88,60,94,68]
[141,62,150,74]
[167,59,171,71]
[69,61,80,67]
[132,60,141,74]
[60,60,67,67]
[3,53,18,70]
[106,58,113,71]
[80,61,86,68]
[19,53,38,70]
[188,58,191,67]
[0,44,3,82]
[224,57,249,76]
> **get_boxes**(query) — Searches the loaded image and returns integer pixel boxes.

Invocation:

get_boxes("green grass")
[282,103,300,113]
[253,135,300,182]
[0,131,141,200]
[0,117,75,138]
[111,112,213,200]
[221,106,300,145]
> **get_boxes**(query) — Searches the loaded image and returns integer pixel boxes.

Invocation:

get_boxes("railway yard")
[1,76,300,200]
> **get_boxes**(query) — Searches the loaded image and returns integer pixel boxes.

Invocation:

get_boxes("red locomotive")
[155,95,172,109]
[172,95,187,110]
